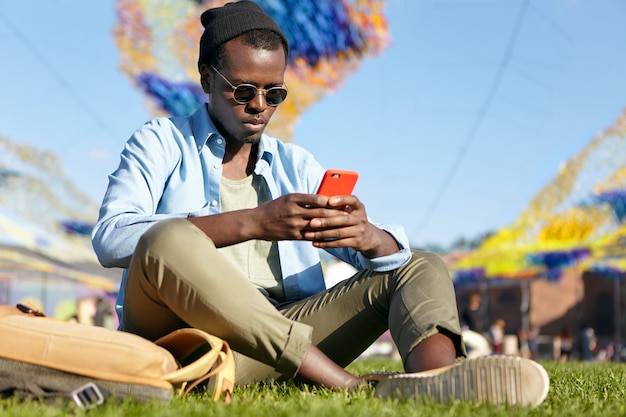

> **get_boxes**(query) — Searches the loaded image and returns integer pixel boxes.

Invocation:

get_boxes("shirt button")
[211,200,218,206]
[216,138,223,145]
[213,164,220,169]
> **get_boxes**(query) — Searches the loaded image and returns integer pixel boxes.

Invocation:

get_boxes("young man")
[92,1,549,406]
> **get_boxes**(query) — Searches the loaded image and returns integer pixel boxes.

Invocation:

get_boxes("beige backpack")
[0,304,235,408]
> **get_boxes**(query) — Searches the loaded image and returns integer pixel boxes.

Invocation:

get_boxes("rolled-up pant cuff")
[274,321,313,377]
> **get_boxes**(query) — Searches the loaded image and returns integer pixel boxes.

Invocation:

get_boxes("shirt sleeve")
[91,118,185,268]
[324,221,412,272]
[355,222,412,271]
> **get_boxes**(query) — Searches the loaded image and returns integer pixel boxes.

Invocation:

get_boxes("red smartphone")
[316,170,359,197]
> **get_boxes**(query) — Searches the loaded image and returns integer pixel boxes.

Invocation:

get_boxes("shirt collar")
[190,104,220,151]
[190,104,275,166]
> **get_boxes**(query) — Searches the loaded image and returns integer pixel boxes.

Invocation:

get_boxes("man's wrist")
[361,228,400,259]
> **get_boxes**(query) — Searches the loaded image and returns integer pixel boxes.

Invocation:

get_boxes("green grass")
[3,359,626,416]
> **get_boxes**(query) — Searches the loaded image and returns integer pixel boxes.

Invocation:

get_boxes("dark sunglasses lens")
[265,88,287,106]
[233,85,257,103]
[232,85,287,106]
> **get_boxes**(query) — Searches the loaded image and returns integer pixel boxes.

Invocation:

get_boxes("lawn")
[2,359,626,416]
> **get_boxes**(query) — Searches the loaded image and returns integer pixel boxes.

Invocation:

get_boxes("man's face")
[202,37,287,144]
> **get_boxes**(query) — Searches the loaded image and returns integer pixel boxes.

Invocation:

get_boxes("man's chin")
[239,131,263,144]
[238,137,261,145]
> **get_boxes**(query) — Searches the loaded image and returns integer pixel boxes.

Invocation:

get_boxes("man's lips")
[243,118,265,131]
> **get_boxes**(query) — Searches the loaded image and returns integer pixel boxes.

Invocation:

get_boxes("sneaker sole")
[373,355,549,407]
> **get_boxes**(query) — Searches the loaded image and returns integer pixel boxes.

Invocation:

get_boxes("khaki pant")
[121,218,464,385]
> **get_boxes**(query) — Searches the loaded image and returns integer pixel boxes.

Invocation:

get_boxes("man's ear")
[199,64,211,93]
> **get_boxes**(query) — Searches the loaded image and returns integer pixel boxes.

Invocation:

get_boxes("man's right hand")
[251,193,338,241]
[186,193,335,247]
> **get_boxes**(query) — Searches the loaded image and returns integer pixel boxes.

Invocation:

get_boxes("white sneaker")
[373,355,549,407]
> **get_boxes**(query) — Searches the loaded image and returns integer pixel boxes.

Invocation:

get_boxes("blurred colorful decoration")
[0,245,120,327]
[113,0,390,140]
[526,248,591,281]
[0,136,99,264]
[0,247,118,292]
[0,134,118,322]
[58,219,94,236]
[450,108,626,285]
[591,190,626,222]
[587,262,626,281]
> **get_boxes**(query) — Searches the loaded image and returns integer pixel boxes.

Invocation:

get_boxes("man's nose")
[247,90,268,110]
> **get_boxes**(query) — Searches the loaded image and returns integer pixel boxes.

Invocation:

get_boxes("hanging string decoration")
[113,0,390,140]
[451,108,626,283]
[0,135,100,263]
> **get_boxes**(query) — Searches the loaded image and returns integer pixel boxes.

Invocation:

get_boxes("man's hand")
[299,195,400,259]
[251,193,331,241]
[190,193,400,258]
[187,193,327,248]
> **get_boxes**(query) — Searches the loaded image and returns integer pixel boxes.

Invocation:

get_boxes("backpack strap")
[155,328,235,403]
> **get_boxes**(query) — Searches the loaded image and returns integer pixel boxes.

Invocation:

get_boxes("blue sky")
[1,0,625,248]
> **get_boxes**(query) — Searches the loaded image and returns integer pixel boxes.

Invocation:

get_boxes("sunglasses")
[210,65,288,107]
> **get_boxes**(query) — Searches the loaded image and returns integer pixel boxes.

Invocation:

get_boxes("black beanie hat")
[198,1,289,70]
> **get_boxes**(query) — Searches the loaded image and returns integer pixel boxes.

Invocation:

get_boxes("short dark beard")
[236,136,260,145]
[209,110,262,145]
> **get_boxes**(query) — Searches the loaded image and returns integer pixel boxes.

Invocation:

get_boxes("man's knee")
[137,218,211,258]
[403,250,452,281]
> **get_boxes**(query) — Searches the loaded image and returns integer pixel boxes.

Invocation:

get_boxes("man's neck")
[222,142,258,180]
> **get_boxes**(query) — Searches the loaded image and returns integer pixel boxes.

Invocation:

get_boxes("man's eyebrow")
[234,77,285,87]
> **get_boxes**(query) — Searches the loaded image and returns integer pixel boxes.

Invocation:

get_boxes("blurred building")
[454,269,624,360]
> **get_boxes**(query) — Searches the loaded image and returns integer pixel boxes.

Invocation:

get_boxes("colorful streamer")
[0,136,99,264]
[114,0,390,140]
[450,108,626,283]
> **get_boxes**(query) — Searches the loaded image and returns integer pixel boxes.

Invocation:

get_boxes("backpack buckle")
[70,382,105,409]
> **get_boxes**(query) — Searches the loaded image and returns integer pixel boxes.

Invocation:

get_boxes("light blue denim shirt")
[92,105,411,320]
